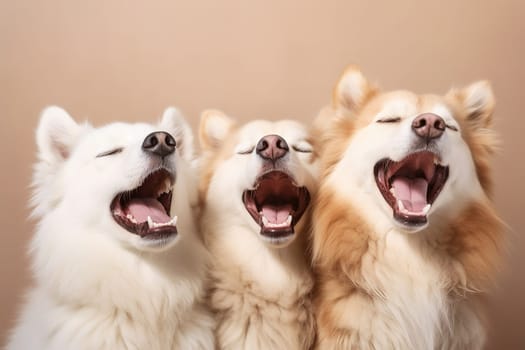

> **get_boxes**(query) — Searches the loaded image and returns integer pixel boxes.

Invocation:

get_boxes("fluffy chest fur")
[206,224,315,350]
[314,193,495,350]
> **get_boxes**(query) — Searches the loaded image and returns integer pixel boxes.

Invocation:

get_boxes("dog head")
[199,110,318,247]
[320,66,497,233]
[33,106,197,251]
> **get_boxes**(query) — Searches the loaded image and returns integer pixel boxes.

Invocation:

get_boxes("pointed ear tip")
[200,109,235,132]
[477,79,492,87]
[162,106,185,120]
[40,105,70,121]
[163,106,178,114]
[336,66,369,95]
[200,109,225,120]
[469,79,494,92]
[339,65,364,80]
[467,80,495,104]
[37,106,77,135]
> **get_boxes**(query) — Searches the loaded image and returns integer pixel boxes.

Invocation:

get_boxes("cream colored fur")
[199,111,318,350]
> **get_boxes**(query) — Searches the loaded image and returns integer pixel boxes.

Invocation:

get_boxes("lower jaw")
[117,225,179,250]
[140,229,178,241]
[391,211,429,232]
[258,228,295,246]
[382,197,431,231]
[133,232,179,250]
[394,211,427,226]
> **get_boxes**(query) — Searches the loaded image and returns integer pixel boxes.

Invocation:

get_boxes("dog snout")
[256,134,289,161]
[142,131,176,157]
[411,113,445,140]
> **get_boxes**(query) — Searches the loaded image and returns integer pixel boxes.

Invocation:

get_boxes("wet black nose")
[411,113,446,140]
[256,134,289,161]
[142,131,176,157]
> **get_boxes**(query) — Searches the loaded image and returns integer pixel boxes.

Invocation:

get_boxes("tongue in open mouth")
[374,151,449,227]
[242,171,310,243]
[111,168,178,240]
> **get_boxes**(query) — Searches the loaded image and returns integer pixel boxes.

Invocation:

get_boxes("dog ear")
[199,109,235,151]
[333,65,375,111]
[447,81,495,130]
[159,107,195,161]
[36,106,85,164]
[32,106,88,217]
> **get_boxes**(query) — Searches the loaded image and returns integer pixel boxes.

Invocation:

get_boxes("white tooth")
[422,204,431,215]
[126,214,137,224]
[147,216,154,229]
[390,187,396,195]
[161,216,178,227]
[260,215,293,228]
[397,200,406,213]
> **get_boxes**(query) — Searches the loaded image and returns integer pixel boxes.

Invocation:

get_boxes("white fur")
[200,116,318,350]
[7,107,214,350]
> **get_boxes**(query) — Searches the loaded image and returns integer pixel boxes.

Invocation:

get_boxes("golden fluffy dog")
[312,66,503,349]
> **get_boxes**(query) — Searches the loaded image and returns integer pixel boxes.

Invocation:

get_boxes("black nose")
[411,113,446,140]
[256,134,289,161]
[142,131,176,157]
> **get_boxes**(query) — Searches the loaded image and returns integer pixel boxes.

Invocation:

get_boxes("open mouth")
[374,151,449,227]
[242,171,310,242]
[111,168,178,240]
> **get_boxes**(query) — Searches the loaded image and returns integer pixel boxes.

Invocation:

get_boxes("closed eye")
[236,146,255,155]
[96,148,123,158]
[292,145,313,153]
[376,117,401,123]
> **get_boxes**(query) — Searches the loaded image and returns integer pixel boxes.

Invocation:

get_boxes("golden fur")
[312,67,504,349]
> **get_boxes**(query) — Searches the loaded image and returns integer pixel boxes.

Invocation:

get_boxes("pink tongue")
[261,204,292,224]
[125,198,171,223]
[391,177,428,212]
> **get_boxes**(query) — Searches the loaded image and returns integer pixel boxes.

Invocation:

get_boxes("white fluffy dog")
[7,107,214,350]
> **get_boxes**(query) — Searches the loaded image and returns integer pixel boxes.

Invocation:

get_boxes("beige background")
[1,0,524,348]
